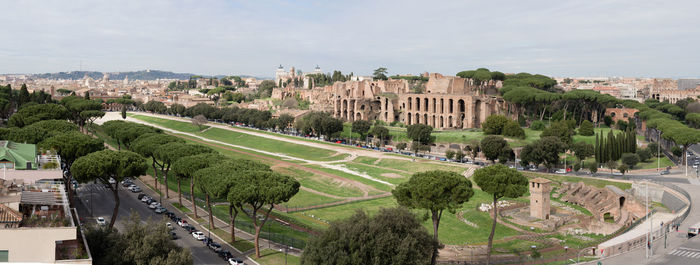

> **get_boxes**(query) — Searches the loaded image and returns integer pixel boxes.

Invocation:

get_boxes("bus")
[688,222,700,237]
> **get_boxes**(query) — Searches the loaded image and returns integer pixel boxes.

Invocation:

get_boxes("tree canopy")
[301,207,437,265]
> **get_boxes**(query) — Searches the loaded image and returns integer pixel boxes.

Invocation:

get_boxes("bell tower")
[530,178,552,220]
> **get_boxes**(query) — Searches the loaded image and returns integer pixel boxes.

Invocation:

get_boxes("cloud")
[0,0,698,78]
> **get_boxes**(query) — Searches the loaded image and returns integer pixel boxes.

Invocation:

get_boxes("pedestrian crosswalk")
[668,248,700,258]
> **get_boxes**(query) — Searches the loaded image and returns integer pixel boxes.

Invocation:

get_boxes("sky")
[1,0,699,78]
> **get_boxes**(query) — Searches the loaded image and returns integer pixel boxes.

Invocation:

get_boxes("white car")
[555,169,566,174]
[149,202,161,209]
[166,223,174,230]
[228,258,245,265]
[140,196,151,203]
[612,172,623,176]
[155,207,167,214]
[96,217,106,226]
[128,185,141,192]
[177,219,188,227]
[108,178,116,184]
[192,231,206,240]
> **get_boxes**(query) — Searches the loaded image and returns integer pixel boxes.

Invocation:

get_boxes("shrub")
[603,116,613,127]
[482,115,510,135]
[503,121,525,139]
[445,149,456,160]
[621,153,640,169]
[579,120,594,136]
[637,148,652,162]
[530,120,546,131]
[647,143,659,156]
[42,162,58,169]
[589,163,598,174]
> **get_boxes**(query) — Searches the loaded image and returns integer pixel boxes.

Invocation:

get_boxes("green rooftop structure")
[0,141,37,170]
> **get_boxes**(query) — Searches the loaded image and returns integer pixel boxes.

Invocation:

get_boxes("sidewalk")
[136,174,303,258]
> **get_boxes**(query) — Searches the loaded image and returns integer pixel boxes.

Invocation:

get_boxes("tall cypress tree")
[595,133,600,164]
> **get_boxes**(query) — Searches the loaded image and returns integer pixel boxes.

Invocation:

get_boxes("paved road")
[649,236,700,264]
[75,181,237,265]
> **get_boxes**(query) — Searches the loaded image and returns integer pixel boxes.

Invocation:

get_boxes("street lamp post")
[657,130,661,174]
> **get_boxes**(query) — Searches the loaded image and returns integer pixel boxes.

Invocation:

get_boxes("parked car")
[149,202,161,209]
[121,180,133,187]
[192,231,206,240]
[228,258,245,265]
[208,242,222,252]
[166,222,174,230]
[128,185,141,193]
[177,219,188,227]
[203,237,213,245]
[219,250,233,260]
[108,178,116,184]
[155,207,167,214]
[141,196,151,203]
[555,169,566,174]
[169,231,178,240]
[661,170,670,175]
[96,217,106,226]
[137,193,146,200]
[184,225,197,233]
[612,172,623,176]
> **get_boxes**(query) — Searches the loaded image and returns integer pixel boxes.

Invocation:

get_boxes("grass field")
[344,162,410,185]
[281,189,343,208]
[252,249,301,265]
[302,164,393,193]
[130,114,346,161]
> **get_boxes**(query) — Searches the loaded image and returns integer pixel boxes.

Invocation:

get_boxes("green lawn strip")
[281,189,342,209]
[524,172,632,190]
[131,114,343,161]
[374,158,466,174]
[199,128,340,161]
[573,127,630,145]
[491,239,548,254]
[297,190,521,245]
[353,156,379,165]
[130,114,208,133]
[171,202,191,213]
[579,156,674,171]
[274,212,330,232]
[211,205,310,249]
[302,164,392,193]
[210,228,256,252]
[344,162,410,185]
[549,233,606,249]
[90,124,120,148]
[274,166,364,198]
[252,249,301,265]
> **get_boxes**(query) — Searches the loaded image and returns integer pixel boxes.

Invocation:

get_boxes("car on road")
[166,222,174,230]
[192,231,206,240]
[169,231,178,240]
[207,242,222,252]
[155,207,167,214]
[149,202,161,209]
[121,180,133,187]
[661,170,670,175]
[184,225,197,233]
[96,217,106,226]
[137,193,147,200]
[555,169,566,174]
[612,172,623,176]
[108,178,116,184]
[228,258,245,265]
[219,250,233,260]
[128,185,141,192]
[177,219,188,227]
[141,196,151,203]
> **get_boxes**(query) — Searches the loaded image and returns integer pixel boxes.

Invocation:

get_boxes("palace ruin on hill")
[273,72,508,130]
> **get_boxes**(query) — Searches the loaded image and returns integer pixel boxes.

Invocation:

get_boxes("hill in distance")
[31,70,266,80]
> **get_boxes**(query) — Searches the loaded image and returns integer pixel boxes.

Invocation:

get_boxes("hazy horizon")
[2,0,699,78]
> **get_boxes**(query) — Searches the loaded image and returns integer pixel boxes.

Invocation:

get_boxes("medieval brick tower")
[530,178,552,220]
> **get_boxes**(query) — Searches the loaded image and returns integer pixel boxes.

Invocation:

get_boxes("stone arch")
[449,116,453,127]
[619,197,625,208]
[408,97,412,110]
[355,112,362,121]
[610,112,616,117]
[432,115,436,127]
[424,114,428,125]
[416,97,421,111]
[432,98,437,112]
[440,98,444,114]
[385,98,389,110]
[458,99,465,113]
[449,99,454,114]
[415,113,420,124]
[440,116,444,128]
[474,99,482,128]
[407,112,412,124]
[424,98,429,112]
[385,112,388,121]
[360,104,365,111]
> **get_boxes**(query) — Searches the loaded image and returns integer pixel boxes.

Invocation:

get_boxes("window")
[0,250,8,262]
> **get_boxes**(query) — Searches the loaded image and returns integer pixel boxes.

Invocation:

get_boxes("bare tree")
[192,115,207,131]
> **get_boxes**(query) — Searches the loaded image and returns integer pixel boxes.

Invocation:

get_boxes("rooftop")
[0,141,37,170]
